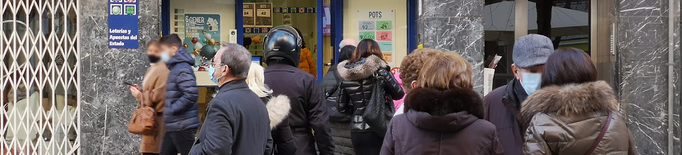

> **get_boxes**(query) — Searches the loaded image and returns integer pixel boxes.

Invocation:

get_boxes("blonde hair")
[246,63,273,97]
[417,52,473,90]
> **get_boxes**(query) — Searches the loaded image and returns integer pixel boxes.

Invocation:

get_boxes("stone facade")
[73,0,682,154]
[615,0,681,154]
[418,0,485,93]
[79,0,160,154]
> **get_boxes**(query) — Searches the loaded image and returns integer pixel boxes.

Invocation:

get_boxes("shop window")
[484,0,516,88]
[530,0,590,54]
[0,0,80,154]
[484,0,590,88]
[243,0,319,76]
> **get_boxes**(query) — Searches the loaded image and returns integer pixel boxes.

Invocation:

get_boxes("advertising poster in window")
[184,14,221,66]
[357,10,395,64]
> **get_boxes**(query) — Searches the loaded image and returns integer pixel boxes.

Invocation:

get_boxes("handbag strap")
[585,111,613,155]
[326,70,342,98]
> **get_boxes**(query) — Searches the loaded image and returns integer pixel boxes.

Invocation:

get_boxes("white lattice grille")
[0,0,80,154]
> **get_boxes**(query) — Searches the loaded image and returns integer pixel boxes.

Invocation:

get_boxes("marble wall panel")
[79,0,160,154]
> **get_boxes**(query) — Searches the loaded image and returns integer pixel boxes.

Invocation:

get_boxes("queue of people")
[128,25,638,155]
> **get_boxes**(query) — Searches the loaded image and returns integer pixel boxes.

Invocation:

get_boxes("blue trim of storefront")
[236,0,244,45]
[317,0,324,81]
[162,0,170,36]
[407,0,417,53]
[332,0,344,64]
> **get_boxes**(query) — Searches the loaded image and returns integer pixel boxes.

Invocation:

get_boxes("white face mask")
[520,72,542,95]
[160,51,171,62]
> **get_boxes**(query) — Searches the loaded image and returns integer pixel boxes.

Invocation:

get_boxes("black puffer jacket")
[337,55,404,131]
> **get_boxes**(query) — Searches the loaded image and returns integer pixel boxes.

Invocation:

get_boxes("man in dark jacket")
[483,34,554,155]
[320,45,355,98]
[158,34,200,155]
[263,25,335,155]
[190,43,271,155]
[319,44,355,155]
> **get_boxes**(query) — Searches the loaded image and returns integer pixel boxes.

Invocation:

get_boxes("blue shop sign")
[108,0,139,49]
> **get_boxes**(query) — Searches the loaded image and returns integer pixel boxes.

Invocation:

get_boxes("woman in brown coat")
[380,52,503,155]
[129,39,170,155]
[519,48,637,155]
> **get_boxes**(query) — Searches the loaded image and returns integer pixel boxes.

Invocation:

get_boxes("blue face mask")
[521,72,542,95]
[160,52,171,63]
[208,66,223,84]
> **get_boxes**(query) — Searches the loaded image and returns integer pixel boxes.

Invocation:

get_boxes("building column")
[616,0,680,154]
[79,0,161,154]
[417,0,485,92]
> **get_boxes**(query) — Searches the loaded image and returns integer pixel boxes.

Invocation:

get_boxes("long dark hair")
[293,27,306,48]
[541,48,597,87]
[350,39,384,63]
[339,46,355,62]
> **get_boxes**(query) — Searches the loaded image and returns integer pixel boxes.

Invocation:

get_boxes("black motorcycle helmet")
[263,25,302,67]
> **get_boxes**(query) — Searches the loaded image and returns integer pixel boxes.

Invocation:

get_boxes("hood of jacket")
[337,55,388,81]
[519,81,618,127]
[166,47,195,68]
[403,87,484,132]
[266,95,291,129]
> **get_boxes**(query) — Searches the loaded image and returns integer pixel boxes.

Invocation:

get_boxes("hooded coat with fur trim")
[262,95,297,155]
[519,81,637,155]
[380,87,503,155]
[337,55,404,131]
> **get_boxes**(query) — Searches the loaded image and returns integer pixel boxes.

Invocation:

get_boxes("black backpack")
[325,70,351,122]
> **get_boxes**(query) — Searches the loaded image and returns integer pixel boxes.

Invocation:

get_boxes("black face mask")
[148,55,161,63]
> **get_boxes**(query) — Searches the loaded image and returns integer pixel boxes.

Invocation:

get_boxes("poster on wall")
[243,3,255,27]
[108,0,139,49]
[184,14,221,66]
[322,0,331,36]
[357,10,395,64]
[255,3,273,27]
[244,3,273,27]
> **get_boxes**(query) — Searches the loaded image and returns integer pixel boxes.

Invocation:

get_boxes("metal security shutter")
[0,0,80,154]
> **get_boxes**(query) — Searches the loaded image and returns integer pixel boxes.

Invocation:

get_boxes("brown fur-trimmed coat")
[519,81,638,155]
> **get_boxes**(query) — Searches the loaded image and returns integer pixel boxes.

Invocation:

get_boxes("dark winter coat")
[337,55,404,131]
[483,79,527,155]
[264,63,335,155]
[262,95,297,155]
[519,81,637,155]
[320,64,340,93]
[380,87,503,155]
[163,48,200,131]
[190,80,271,155]
[320,64,355,155]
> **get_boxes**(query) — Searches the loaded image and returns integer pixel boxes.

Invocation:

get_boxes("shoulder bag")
[362,69,395,137]
[584,111,613,155]
[326,70,351,122]
[127,100,155,135]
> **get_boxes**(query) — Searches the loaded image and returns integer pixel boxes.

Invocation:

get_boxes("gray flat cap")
[512,34,554,68]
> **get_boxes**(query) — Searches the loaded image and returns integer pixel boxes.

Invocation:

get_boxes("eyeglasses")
[210,60,225,68]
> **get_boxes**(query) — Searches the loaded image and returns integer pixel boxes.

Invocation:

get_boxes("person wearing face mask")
[482,34,554,155]
[190,43,271,155]
[128,38,170,155]
[158,34,200,155]
[518,48,637,155]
